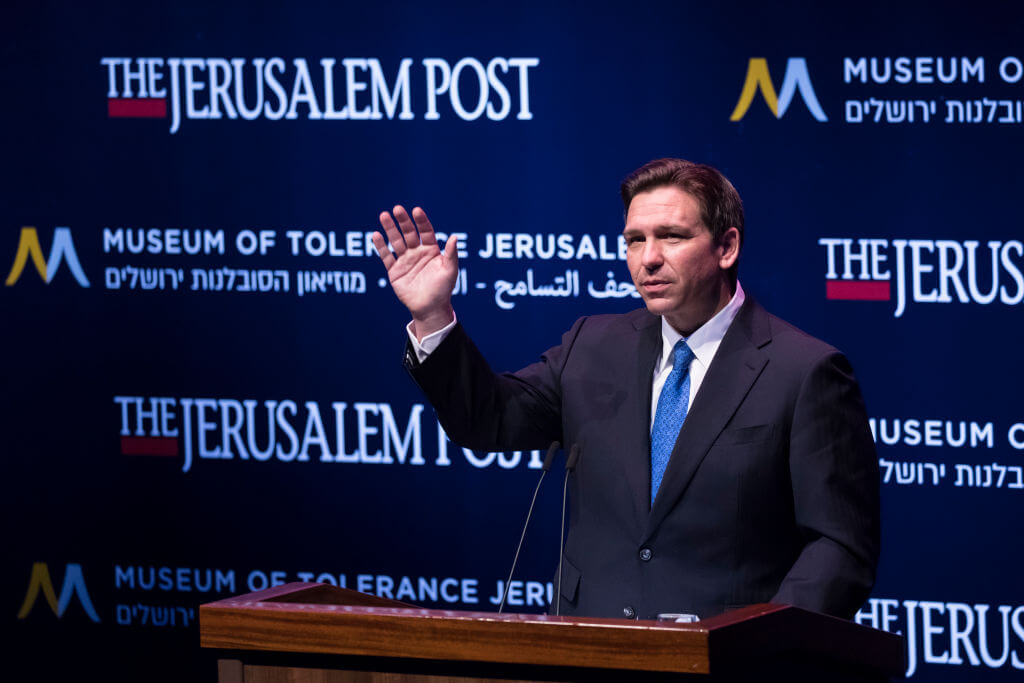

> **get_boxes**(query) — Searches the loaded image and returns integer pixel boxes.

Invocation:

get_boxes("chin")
[642,298,674,316]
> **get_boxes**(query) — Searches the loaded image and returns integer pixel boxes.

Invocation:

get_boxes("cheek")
[626,252,641,276]
[683,250,717,276]
[670,259,712,289]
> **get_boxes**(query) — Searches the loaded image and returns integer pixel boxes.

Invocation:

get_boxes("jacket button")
[639,548,652,561]
[623,605,636,619]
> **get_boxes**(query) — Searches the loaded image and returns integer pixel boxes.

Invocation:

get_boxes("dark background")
[3,1,1022,679]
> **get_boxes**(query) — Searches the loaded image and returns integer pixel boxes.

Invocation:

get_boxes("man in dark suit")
[372,159,880,621]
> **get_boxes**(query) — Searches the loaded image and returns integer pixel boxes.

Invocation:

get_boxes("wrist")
[411,306,455,341]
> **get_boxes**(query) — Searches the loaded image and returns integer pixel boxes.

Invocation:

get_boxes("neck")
[664,279,736,336]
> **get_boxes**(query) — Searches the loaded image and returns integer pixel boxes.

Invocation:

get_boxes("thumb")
[444,234,459,266]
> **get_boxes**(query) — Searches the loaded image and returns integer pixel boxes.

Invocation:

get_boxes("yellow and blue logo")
[6,227,90,287]
[730,58,827,122]
[17,562,100,622]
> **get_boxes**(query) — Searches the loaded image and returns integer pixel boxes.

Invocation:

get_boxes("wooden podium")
[200,583,904,682]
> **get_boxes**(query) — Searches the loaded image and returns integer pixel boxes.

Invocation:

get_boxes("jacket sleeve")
[771,350,881,619]
[404,319,588,452]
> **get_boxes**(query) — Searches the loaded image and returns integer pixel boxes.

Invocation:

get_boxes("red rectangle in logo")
[121,436,178,456]
[108,98,167,118]
[826,280,891,300]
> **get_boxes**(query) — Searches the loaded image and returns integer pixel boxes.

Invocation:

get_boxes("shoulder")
[571,307,657,338]
[736,303,868,418]
[542,308,654,363]
[767,312,840,360]
[744,300,851,375]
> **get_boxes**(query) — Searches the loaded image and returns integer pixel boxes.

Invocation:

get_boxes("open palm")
[373,205,459,334]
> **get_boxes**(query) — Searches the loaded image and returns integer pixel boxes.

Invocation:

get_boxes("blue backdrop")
[4,1,1023,680]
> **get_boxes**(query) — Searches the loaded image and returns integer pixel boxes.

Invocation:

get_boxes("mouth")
[640,280,671,294]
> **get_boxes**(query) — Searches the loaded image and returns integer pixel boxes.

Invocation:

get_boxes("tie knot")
[671,340,695,371]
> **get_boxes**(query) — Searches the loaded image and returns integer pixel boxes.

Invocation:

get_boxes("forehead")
[624,186,703,230]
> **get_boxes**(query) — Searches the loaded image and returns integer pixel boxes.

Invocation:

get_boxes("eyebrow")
[622,224,690,234]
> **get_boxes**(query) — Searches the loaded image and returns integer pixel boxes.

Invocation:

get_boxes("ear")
[717,227,740,270]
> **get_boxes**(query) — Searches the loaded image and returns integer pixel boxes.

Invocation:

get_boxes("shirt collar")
[657,281,746,372]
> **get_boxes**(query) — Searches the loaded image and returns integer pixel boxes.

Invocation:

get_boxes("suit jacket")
[406,298,880,620]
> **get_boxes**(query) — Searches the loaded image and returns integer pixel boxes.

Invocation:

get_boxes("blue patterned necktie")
[650,340,695,506]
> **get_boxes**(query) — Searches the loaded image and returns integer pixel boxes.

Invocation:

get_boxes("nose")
[641,239,663,270]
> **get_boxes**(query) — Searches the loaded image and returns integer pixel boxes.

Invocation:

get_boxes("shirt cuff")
[406,316,457,363]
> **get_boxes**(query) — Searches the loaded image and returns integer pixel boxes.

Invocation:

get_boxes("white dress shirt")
[649,282,745,428]
[407,281,747,431]
[408,316,459,362]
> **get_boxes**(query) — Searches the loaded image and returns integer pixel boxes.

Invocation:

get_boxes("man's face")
[623,185,738,335]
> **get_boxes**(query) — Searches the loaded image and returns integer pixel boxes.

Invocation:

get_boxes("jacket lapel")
[621,310,661,532]
[643,299,772,542]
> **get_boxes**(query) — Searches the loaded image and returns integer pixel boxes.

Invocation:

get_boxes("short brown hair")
[620,158,745,251]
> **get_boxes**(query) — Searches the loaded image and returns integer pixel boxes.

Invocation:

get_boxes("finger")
[443,233,459,265]
[371,231,396,269]
[412,206,437,247]
[393,205,421,249]
[378,211,407,256]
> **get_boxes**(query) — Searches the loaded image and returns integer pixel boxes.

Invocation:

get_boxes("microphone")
[555,444,580,616]
[497,441,561,614]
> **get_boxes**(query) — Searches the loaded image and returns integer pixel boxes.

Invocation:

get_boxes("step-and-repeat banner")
[4,1,1022,680]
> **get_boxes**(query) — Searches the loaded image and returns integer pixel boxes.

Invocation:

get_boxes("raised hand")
[373,205,459,340]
